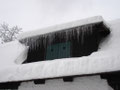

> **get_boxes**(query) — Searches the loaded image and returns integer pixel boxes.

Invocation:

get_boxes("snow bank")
[19,76,113,90]
[18,16,103,40]
[0,41,28,69]
[0,19,120,83]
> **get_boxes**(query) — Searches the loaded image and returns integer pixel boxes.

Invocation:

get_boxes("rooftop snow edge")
[17,16,103,40]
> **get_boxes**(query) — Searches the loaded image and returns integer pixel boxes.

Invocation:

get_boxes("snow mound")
[0,41,28,69]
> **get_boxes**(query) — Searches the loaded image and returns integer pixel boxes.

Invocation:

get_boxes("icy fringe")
[20,24,94,50]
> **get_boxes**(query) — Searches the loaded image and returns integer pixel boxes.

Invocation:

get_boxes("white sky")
[0,0,120,32]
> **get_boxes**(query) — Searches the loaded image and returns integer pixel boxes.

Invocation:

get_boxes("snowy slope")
[0,19,120,83]
[18,16,103,40]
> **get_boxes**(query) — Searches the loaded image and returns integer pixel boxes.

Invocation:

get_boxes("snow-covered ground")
[0,17,120,89]
[18,76,113,90]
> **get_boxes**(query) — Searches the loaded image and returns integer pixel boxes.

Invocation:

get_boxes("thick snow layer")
[0,41,28,69]
[18,76,113,90]
[0,19,120,83]
[18,16,103,40]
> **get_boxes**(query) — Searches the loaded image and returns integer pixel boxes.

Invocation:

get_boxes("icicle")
[76,26,80,41]
[48,33,55,45]
[65,30,68,41]
[33,36,38,50]
[79,24,94,45]
[36,37,39,49]
[70,28,73,40]
[29,38,33,50]
[80,26,84,44]
[90,24,93,34]
[30,37,35,50]
[19,23,97,51]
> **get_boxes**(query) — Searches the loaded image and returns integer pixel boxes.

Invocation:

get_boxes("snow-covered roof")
[18,16,103,40]
[0,17,120,83]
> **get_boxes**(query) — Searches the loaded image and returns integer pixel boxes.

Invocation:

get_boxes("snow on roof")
[18,16,103,40]
[0,41,28,69]
[0,17,120,83]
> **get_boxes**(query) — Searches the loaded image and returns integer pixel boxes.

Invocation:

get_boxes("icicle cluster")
[20,24,95,50]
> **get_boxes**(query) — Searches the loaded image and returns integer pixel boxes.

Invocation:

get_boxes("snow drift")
[0,41,28,69]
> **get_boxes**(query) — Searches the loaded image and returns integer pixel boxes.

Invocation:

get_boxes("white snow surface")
[0,18,120,83]
[0,41,28,69]
[18,16,103,40]
[18,76,113,90]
